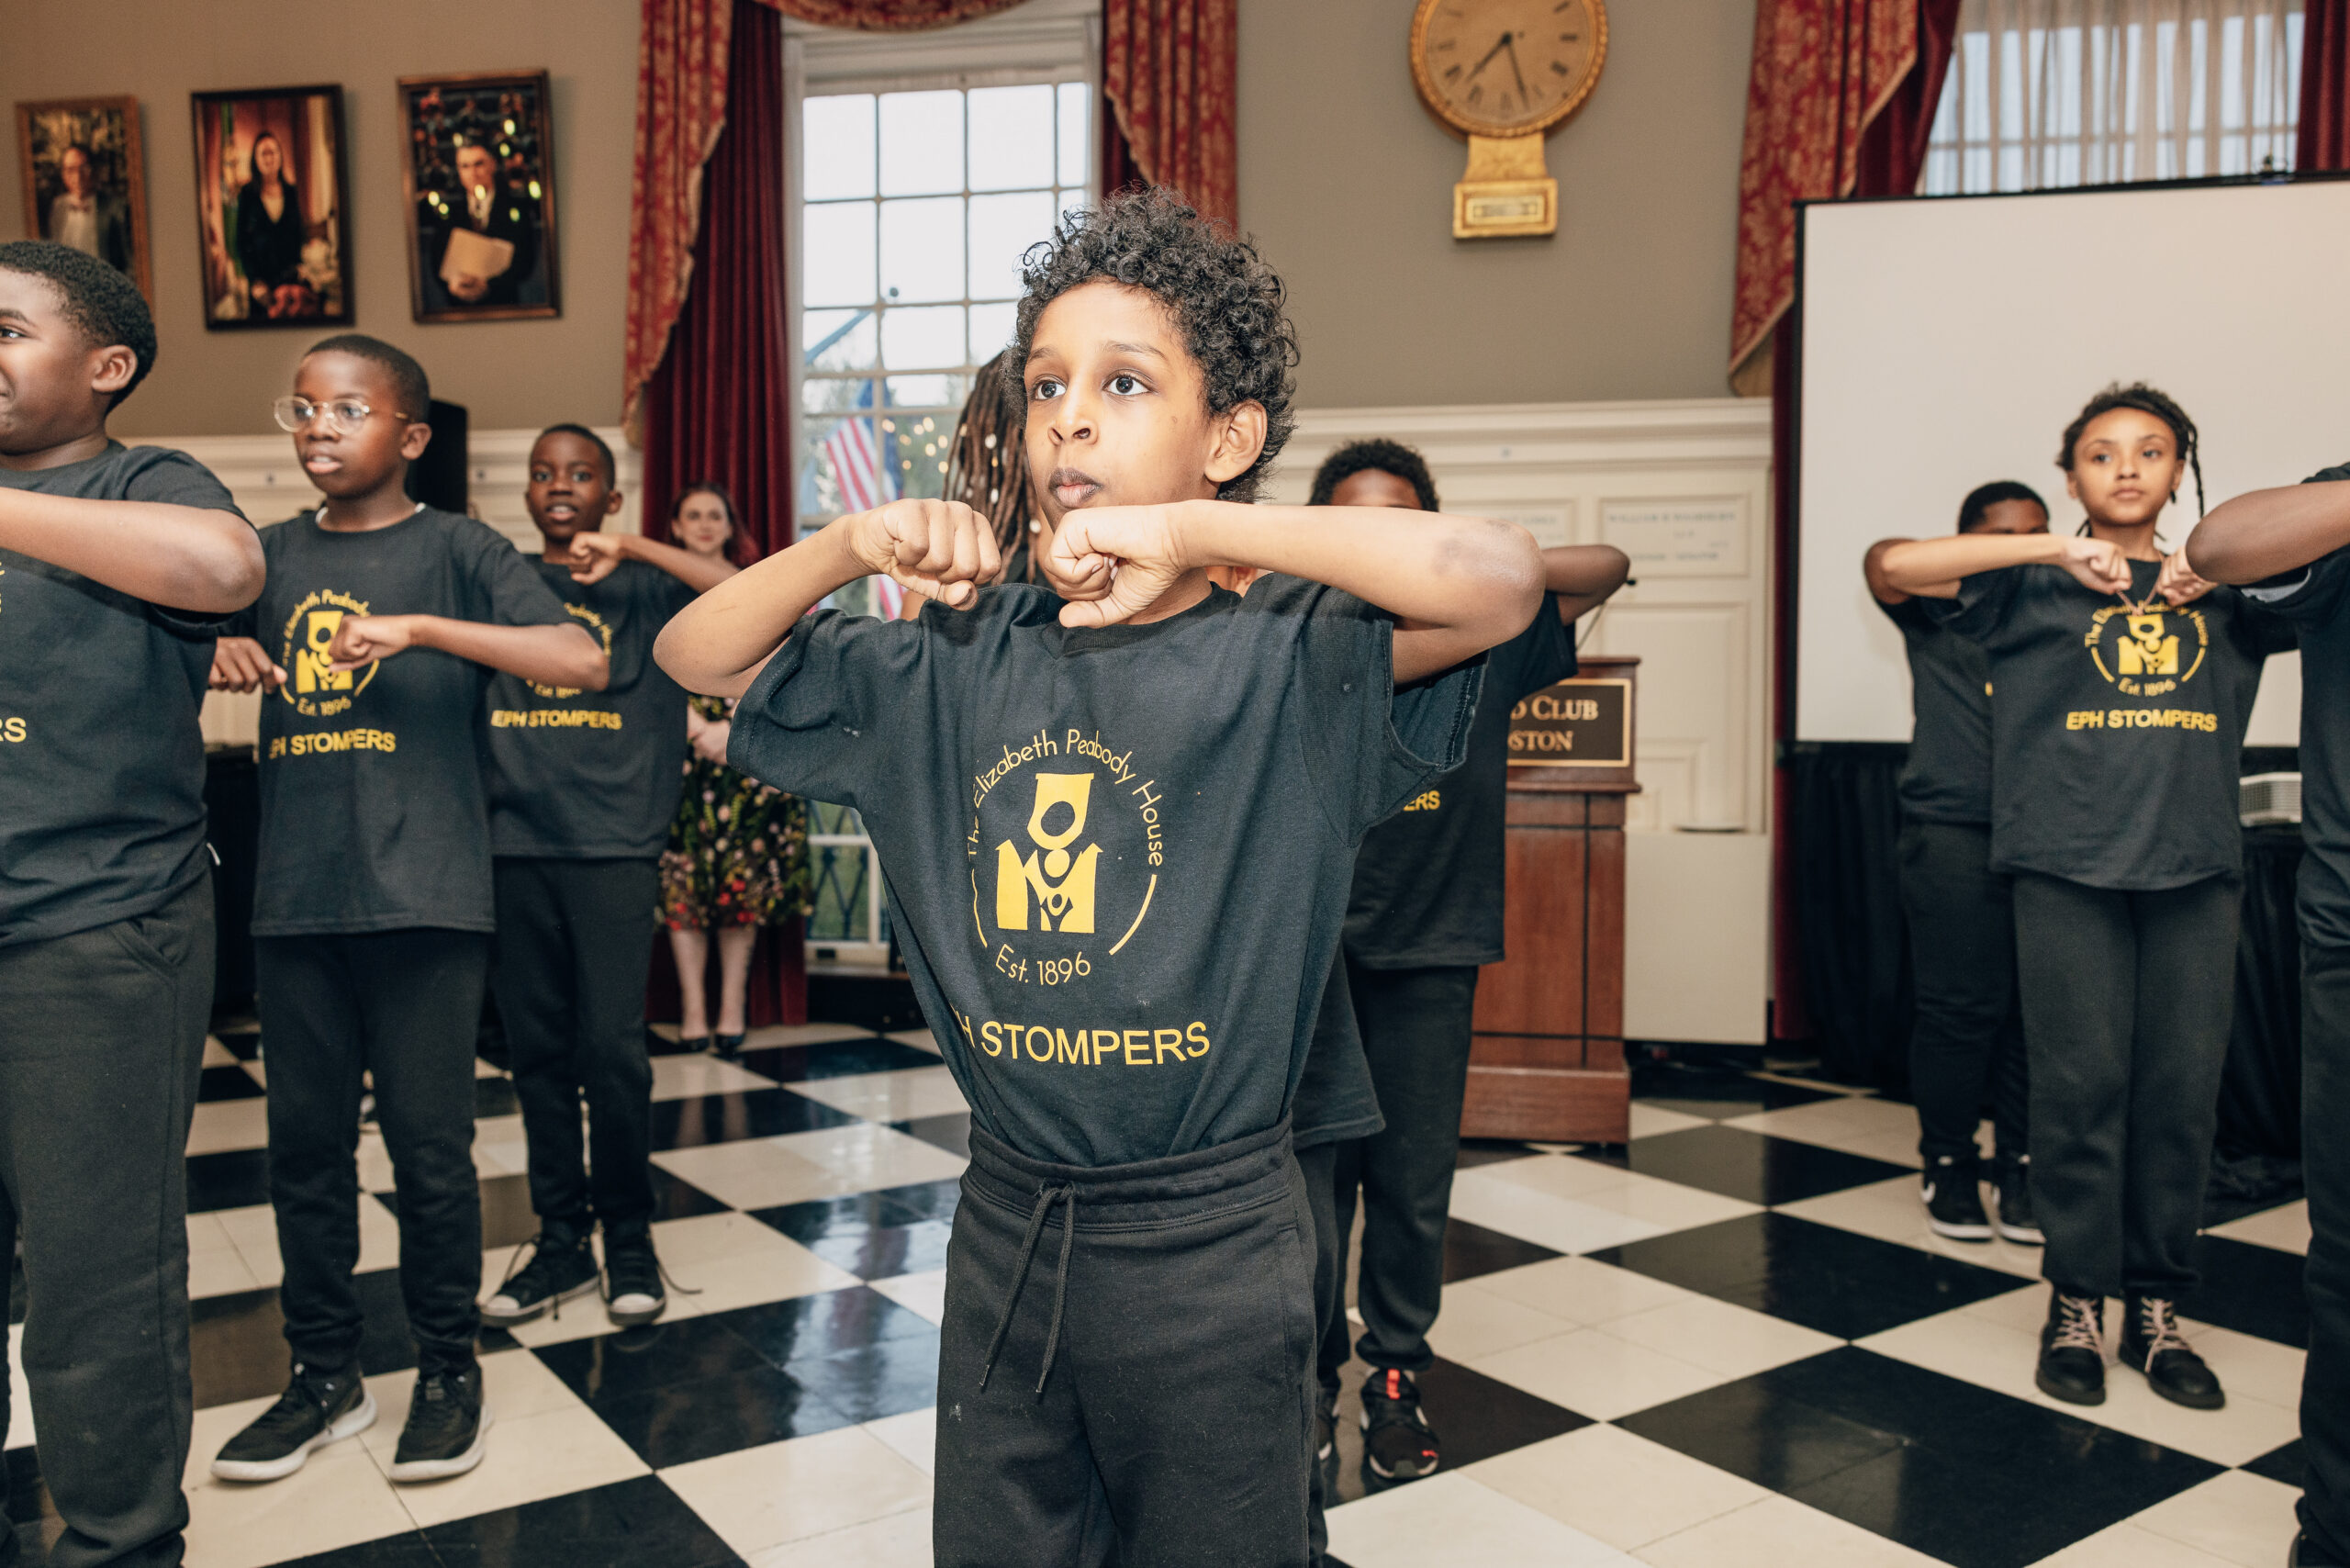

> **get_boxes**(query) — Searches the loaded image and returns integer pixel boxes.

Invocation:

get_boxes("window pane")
[802,202,876,308]
[881,306,967,370]
[968,84,1055,191]
[888,406,954,499]
[879,196,965,304]
[1058,82,1092,187]
[887,376,965,410]
[801,377,875,415]
[800,411,895,517]
[879,90,964,196]
[803,308,877,371]
[803,95,876,201]
[970,301,1017,364]
[968,191,1055,300]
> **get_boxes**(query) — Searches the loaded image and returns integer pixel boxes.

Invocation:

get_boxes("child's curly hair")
[1006,187,1299,503]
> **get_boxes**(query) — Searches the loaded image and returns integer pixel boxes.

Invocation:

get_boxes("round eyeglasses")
[272,397,410,436]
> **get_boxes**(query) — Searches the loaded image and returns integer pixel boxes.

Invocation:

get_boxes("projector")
[2240,772,2301,827]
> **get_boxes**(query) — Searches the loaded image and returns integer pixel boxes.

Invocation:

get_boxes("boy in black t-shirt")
[0,241,264,1568]
[207,338,607,1487]
[1298,440,1627,1490]
[656,188,1542,1568]
[2187,472,2350,1568]
[476,424,733,1332]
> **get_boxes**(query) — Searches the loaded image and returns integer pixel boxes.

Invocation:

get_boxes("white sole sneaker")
[209,1389,378,1483]
[481,1274,599,1327]
[388,1405,494,1484]
[606,1290,667,1328]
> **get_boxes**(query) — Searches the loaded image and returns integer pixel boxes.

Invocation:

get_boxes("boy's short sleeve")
[1926,566,2025,648]
[730,609,922,813]
[456,520,576,628]
[120,448,254,635]
[2246,464,2350,627]
[1281,581,1483,846]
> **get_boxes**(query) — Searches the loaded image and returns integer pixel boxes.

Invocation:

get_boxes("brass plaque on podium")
[1506,678,1629,767]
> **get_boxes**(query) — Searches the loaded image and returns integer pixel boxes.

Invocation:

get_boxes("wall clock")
[1409,0,1609,239]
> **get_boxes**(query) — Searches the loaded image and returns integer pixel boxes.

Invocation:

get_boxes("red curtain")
[2303,0,2350,171]
[1756,0,1962,1044]
[1102,0,1238,228]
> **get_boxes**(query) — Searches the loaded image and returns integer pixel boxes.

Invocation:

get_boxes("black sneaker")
[1360,1368,1440,1482]
[1315,1384,1337,1464]
[389,1363,492,1483]
[2121,1295,2225,1410]
[603,1226,667,1327]
[481,1226,599,1327]
[2292,1529,2350,1566]
[2036,1292,2108,1406]
[1993,1159,2044,1245]
[211,1362,375,1482]
[1921,1156,1993,1240]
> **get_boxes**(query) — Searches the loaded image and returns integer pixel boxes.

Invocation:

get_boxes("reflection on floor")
[5,1031,2311,1567]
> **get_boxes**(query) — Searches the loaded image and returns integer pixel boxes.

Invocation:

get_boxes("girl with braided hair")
[1880,383,2295,1416]
[893,352,1046,618]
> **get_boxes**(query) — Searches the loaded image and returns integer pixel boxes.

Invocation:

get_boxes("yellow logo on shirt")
[2087,603,2208,698]
[530,603,612,700]
[995,773,1102,933]
[277,590,378,716]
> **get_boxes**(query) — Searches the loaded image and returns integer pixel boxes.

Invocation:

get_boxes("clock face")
[1411,0,1608,138]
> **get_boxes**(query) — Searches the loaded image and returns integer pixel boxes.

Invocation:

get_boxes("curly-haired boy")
[658,188,1542,1565]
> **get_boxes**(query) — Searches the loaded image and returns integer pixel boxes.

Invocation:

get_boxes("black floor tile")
[533,1311,777,1404]
[893,1113,970,1158]
[646,1167,732,1222]
[1628,1061,1837,1119]
[783,1331,941,1423]
[801,1220,953,1281]
[2179,1234,2310,1349]
[1590,1212,2021,1338]
[1325,1354,1589,1505]
[735,1037,938,1082]
[1622,1349,2219,1568]
[1441,1216,1562,1284]
[750,1181,959,1246]
[1456,1138,1537,1170]
[876,1178,961,1226]
[1602,1125,1911,1206]
[197,1064,265,1103]
[473,1075,520,1120]
[185,1148,274,1213]
[647,1088,858,1151]
[272,1533,446,1567]
[709,1287,940,1367]
[4,1448,54,1529]
[189,1270,422,1408]
[424,1474,745,1567]
[589,1363,852,1468]
[2245,1437,2305,1489]
[213,1028,263,1061]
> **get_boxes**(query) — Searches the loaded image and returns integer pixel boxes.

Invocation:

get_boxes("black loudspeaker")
[404,398,469,514]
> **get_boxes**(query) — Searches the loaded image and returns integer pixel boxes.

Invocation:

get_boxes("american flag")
[820,382,901,616]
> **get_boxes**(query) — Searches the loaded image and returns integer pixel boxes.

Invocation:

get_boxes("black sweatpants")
[934,1121,1315,1568]
[2299,943,2350,1561]
[256,929,487,1374]
[0,881,211,1568]
[1324,964,1480,1380]
[1295,1139,1343,1566]
[2010,872,2239,1299]
[1897,819,2029,1165]
[490,857,658,1235]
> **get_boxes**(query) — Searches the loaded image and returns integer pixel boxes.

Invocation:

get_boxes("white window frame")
[783,0,1100,969]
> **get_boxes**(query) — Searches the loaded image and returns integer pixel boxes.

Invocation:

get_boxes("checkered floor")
[4,1033,2312,1568]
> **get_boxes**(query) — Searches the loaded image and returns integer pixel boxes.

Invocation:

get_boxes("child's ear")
[1203,399,1269,488]
[603,486,624,518]
[2064,468,2083,505]
[87,344,138,402]
[401,420,434,462]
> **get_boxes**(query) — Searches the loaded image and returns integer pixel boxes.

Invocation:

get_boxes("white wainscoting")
[1270,399,1775,1044]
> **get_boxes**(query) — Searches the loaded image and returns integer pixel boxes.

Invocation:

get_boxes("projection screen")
[1796,178,2350,745]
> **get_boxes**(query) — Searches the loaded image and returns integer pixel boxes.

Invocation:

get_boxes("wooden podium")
[1460,655,1638,1145]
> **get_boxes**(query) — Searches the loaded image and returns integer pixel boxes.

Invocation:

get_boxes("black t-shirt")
[1292,956,1382,1148]
[1341,594,1577,969]
[485,558,697,859]
[731,577,1481,1167]
[1931,557,2292,890]
[231,508,576,936]
[1878,593,1994,824]
[0,443,250,947]
[2246,462,2350,947]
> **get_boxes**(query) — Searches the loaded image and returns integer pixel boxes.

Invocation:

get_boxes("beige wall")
[0,0,635,439]
[1237,0,1755,409]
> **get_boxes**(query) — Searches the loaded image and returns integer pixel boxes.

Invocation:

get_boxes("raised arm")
[2185,480,2350,586]
[1050,499,1542,685]
[0,489,263,613]
[327,616,610,691]
[1878,531,2131,599]
[1863,538,1916,606]
[1545,543,1629,622]
[655,498,1001,698]
[566,530,738,593]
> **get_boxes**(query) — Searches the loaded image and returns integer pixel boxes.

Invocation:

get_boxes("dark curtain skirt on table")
[1785,745,2302,1180]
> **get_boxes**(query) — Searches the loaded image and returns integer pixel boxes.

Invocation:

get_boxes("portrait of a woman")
[234,132,310,316]
[191,85,352,328]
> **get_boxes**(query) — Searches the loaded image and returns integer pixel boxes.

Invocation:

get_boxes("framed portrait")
[397,72,560,323]
[15,96,152,298]
[190,84,353,330]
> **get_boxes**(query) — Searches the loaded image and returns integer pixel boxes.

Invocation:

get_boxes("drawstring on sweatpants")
[978,1181,1078,1397]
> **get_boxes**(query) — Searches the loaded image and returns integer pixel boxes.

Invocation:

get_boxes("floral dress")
[659,695,811,930]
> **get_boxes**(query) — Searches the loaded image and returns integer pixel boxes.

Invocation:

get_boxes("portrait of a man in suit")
[400,73,558,322]
[48,145,134,274]
[17,98,151,297]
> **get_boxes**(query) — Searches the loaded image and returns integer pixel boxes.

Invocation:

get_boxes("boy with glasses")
[207,335,606,1484]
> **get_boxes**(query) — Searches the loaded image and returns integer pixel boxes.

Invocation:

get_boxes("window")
[787,7,1096,966]
[1923,0,2302,195]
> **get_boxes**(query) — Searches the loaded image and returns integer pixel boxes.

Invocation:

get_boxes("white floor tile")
[1464,1425,1770,1551]
[1565,1170,1762,1232]
[1775,1175,2044,1279]
[885,1029,942,1054]
[651,1052,781,1102]
[1472,1153,1648,1203]
[1426,1280,1584,1362]
[1326,1471,1638,1568]
[470,1114,532,1179]
[188,1246,264,1300]
[1471,1255,1697,1327]
[650,1137,868,1211]
[202,1036,241,1069]
[357,1365,647,1528]
[2208,1200,2311,1256]
[788,1066,969,1122]
[645,1213,861,1314]
[767,1123,970,1194]
[6,1325,32,1451]
[661,1425,931,1555]
[1603,1294,1841,1379]
[1636,1493,1954,1568]
[2031,1521,2243,1567]
[868,1269,948,1327]
[185,1098,272,1157]
[1628,1103,1715,1139]
[863,1407,936,1475]
[1469,1327,1731,1421]
[1720,1097,1924,1167]
[2124,1469,2305,1568]
[1446,1170,1667,1255]
[214,1198,401,1290]
[183,1445,416,1568]
[747,1023,888,1048]
[745,1506,934,1567]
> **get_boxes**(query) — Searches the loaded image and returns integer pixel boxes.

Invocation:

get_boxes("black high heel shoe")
[681,1034,712,1055]
[713,1033,745,1060]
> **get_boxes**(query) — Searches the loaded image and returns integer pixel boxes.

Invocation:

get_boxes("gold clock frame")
[1407,0,1610,240]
